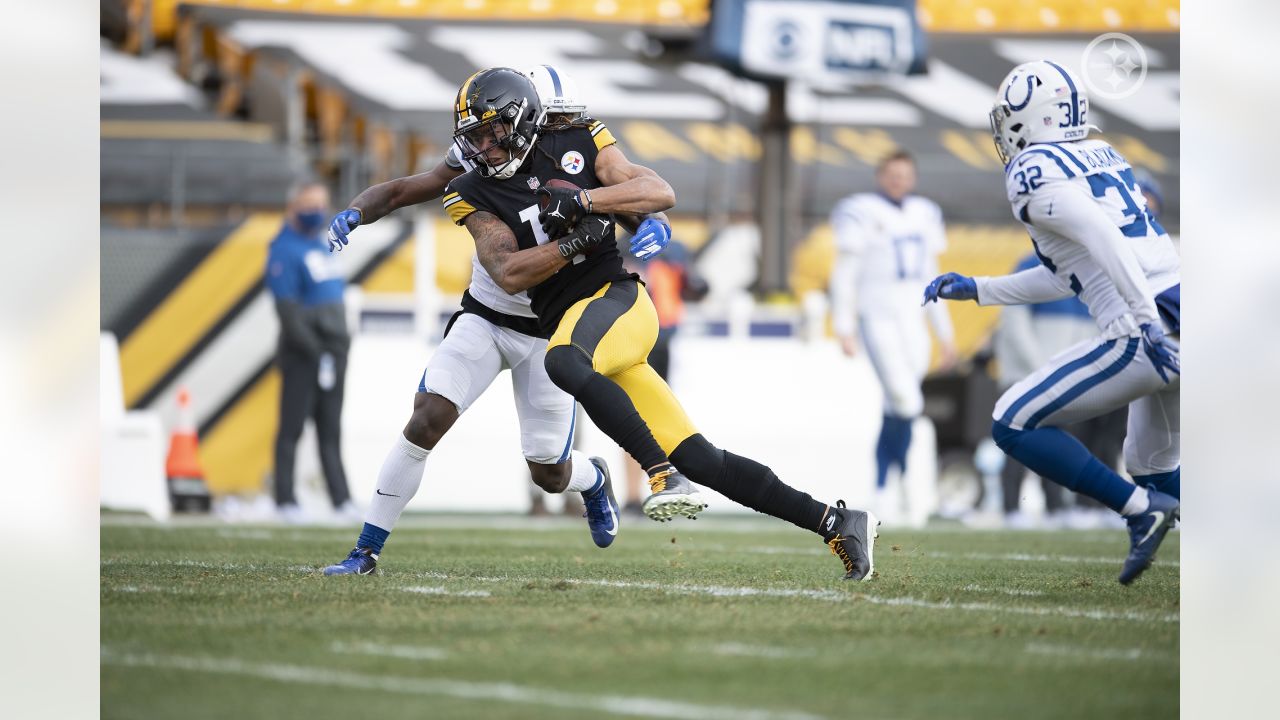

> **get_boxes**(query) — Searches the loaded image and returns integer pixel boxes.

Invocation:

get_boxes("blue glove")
[327,208,361,253]
[922,272,977,305]
[630,218,671,260]
[1140,322,1179,383]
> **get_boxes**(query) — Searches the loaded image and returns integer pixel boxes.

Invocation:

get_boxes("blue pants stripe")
[556,405,576,464]
[999,339,1117,426]
[1025,338,1139,429]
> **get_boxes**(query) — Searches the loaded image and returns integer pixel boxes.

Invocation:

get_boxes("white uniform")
[420,145,575,464]
[830,193,955,417]
[981,138,1180,476]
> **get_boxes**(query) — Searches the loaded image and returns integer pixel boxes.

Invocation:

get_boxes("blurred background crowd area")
[100,1,1177,520]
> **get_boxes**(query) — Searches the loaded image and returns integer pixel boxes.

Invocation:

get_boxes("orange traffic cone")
[166,387,212,512]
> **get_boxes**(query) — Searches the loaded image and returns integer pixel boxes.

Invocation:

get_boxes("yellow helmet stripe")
[456,70,484,119]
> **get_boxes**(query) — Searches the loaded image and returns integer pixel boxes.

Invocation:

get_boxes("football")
[536,177,582,212]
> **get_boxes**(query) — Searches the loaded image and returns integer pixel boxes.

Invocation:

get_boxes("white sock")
[1120,486,1151,517]
[564,450,603,494]
[364,433,429,532]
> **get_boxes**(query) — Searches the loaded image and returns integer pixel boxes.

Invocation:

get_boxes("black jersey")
[443,121,634,333]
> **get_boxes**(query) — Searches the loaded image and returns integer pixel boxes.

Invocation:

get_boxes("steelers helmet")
[452,67,545,180]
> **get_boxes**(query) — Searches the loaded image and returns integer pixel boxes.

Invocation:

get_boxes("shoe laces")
[648,467,676,493]
[826,500,854,573]
[827,536,855,574]
[582,488,611,525]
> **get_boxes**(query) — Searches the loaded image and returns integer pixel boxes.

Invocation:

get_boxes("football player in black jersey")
[320,66,623,577]
[445,67,879,580]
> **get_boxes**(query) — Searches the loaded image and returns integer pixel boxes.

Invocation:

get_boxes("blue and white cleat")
[323,547,379,576]
[581,456,620,548]
[1118,490,1179,585]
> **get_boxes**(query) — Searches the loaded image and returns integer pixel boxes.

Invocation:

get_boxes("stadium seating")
[125,0,1176,45]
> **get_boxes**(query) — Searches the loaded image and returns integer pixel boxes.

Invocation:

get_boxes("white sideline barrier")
[342,334,938,516]
[100,333,170,521]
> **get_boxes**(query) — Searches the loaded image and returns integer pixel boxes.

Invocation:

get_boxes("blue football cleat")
[1118,490,1179,585]
[323,547,379,576]
[581,456,620,548]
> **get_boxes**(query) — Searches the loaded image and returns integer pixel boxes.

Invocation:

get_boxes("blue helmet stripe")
[1043,60,1079,126]
[543,65,563,98]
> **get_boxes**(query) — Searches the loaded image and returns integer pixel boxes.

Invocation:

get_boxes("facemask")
[295,211,326,235]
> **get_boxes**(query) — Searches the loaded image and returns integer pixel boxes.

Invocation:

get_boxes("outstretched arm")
[349,159,464,224]
[975,265,1075,306]
[466,211,573,294]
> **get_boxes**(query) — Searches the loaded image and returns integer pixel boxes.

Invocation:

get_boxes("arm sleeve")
[830,250,858,337]
[976,265,1075,306]
[1025,182,1160,325]
[998,304,1043,369]
[275,299,324,358]
[828,199,866,337]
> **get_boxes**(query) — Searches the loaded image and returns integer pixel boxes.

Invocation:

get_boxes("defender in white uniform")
[320,67,621,576]
[924,60,1181,584]
[830,151,956,526]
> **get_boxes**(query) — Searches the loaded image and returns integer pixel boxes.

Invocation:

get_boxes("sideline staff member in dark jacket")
[266,181,355,521]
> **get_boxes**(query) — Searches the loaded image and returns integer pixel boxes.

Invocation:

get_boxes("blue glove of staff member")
[630,217,671,260]
[922,272,978,304]
[1139,322,1180,383]
[328,208,362,253]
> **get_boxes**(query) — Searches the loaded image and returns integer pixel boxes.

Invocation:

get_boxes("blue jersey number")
[1086,168,1167,238]
[1013,166,1043,195]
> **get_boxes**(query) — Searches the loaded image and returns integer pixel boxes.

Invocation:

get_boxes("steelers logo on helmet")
[451,67,546,180]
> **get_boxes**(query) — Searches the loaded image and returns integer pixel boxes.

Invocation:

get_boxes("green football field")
[101,515,1178,720]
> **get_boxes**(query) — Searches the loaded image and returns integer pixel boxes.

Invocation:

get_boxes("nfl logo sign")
[527,177,540,191]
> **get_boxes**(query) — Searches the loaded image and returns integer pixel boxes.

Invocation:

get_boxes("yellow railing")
[134,0,1178,46]
[917,0,1178,32]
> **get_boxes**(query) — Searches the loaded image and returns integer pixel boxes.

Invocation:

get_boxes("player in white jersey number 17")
[924,60,1180,585]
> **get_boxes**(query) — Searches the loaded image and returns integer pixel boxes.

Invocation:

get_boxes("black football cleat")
[822,500,879,581]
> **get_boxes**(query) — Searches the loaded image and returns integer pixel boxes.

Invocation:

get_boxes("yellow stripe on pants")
[549,282,699,454]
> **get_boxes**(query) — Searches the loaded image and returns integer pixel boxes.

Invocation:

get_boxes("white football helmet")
[989,60,1096,165]
[525,65,587,125]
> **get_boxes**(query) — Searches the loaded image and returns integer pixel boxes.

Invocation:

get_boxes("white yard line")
[929,551,1180,568]
[1023,642,1173,663]
[101,649,827,720]
[960,584,1045,597]
[734,546,1180,569]
[558,578,1177,624]
[403,586,492,598]
[711,643,817,660]
[101,563,1176,625]
[329,641,448,661]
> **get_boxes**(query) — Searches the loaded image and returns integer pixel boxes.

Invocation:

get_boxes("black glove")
[537,185,587,240]
[556,215,611,259]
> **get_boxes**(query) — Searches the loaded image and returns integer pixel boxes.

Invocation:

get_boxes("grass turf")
[101,515,1178,720]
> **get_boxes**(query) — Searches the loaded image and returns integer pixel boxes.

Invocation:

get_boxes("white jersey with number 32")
[1003,138,1179,337]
